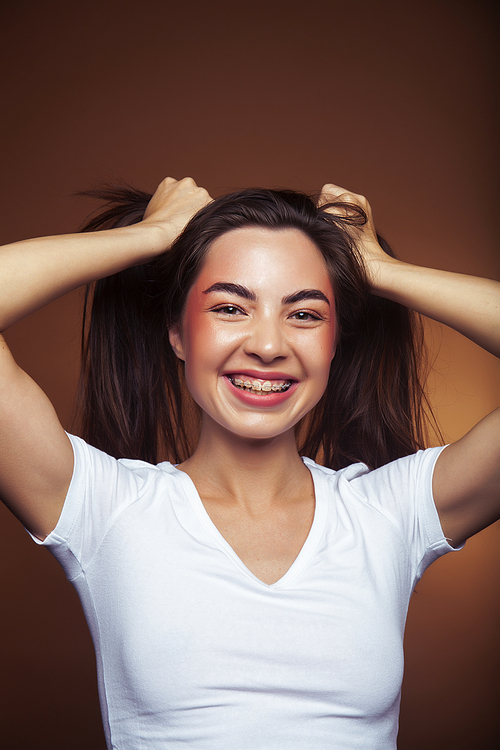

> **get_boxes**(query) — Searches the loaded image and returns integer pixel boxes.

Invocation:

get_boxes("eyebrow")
[282,289,330,306]
[203,282,256,301]
[202,282,330,306]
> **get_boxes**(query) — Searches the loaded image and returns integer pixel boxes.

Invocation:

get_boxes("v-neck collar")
[173,458,329,589]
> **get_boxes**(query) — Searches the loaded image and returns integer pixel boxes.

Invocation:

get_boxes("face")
[168,227,337,444]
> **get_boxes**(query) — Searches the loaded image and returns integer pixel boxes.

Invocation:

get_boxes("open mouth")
[227,376,293,394]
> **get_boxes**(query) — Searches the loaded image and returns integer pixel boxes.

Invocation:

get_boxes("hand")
[318,183,396,288]
[143,176,212,247]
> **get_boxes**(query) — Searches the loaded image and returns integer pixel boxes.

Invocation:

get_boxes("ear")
[168,324,186,361]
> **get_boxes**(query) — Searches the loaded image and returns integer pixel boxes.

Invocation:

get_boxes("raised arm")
[0,177,211,539]
[0,177,211,330]
[320,183,500,546]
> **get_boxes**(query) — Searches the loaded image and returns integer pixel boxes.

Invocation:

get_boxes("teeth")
[229,376,291,393]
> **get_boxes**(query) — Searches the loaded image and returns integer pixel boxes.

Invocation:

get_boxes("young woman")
[0,177,499,749]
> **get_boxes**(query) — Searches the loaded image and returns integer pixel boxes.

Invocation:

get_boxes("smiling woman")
[78,185,425,472]
[0,177,499,749]
[167,227,337,446]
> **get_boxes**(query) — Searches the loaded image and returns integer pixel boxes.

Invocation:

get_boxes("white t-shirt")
[33,435,456,749]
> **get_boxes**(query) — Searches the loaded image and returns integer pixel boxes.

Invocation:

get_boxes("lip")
[222,369,298,382]
[223,375,298,406]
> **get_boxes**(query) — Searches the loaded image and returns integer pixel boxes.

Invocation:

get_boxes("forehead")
[192,227,333,296]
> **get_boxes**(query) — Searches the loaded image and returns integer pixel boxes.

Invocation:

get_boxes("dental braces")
[229,377,291,393]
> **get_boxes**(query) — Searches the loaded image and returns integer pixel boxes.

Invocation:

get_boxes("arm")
[320,184,500,545]
[319,183,499,357]
[0,177,211,330]
[366,262,499,358]
[0,177,211,539]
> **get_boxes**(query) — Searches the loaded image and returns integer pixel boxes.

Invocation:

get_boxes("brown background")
[0,1,499,747]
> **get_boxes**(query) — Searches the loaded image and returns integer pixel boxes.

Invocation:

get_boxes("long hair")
[75,184,435,469]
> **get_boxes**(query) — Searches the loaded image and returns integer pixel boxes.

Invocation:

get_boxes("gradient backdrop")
[1,1,499,747]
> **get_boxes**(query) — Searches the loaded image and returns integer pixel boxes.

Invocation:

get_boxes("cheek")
[309,324,337,394]
[180,306,242,386]
[183,318,228,365]
[316,318,338,365]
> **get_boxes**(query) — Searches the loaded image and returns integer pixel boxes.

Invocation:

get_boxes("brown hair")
[76,185,435,469]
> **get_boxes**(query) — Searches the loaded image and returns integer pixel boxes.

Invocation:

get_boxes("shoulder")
[68,433,177,481]
[304,448,448,536]
[303,447,446,492]
[39,435,183,554]
[61,434,182,526]
[304,448,454,568]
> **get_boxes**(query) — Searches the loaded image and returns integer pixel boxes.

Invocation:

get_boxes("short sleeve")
[347,446,461,582]
[30,434,158,577]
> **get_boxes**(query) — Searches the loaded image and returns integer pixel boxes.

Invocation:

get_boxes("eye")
[212,304,244,316]
[290,310,322,322]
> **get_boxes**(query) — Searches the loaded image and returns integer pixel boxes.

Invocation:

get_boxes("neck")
[178,419,309,509]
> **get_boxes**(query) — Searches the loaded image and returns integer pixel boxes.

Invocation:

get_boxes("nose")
[243,313,289,363]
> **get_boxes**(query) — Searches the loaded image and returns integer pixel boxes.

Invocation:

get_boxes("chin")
[209,411,306,446]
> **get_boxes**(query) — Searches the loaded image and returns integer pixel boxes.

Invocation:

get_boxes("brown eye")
[291,311,321,322]
[214,305,243,315]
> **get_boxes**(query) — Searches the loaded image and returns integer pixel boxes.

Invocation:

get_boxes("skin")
[0,177,498,578]
[169,227,337,443]
[168,227,338,583]
[319,184,500,547]
[0,178,211,538]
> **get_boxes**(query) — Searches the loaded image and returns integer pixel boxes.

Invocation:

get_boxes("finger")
[318,186,351,211]
[157,176,177,189]
[178,176,197,189]
[319,183,366,205]
[198,186,212,204]
[320,182,347,197]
